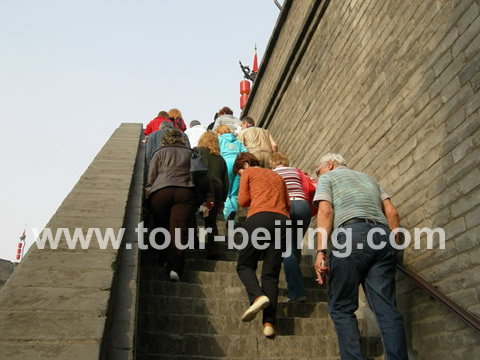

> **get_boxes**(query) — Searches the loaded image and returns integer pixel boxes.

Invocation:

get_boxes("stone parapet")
[0,123,143,360]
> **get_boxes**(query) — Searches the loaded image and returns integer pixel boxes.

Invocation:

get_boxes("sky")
[0,0,280,262]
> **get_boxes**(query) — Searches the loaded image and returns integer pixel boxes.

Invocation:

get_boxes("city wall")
[244,0,480,357]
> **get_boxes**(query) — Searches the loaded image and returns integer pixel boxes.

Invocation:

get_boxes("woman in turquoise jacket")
[216,125,248,222]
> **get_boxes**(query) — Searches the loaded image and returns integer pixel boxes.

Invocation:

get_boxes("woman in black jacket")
[195,131,229,259]
[145,129,212,281]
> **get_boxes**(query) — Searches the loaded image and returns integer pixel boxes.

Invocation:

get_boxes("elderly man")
[313,153,407,360]
[237,117,278,169]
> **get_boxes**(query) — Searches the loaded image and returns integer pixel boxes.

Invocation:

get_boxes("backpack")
[171,117,186,132]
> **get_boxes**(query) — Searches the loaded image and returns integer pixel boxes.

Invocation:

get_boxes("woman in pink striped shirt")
[272,152,311,303]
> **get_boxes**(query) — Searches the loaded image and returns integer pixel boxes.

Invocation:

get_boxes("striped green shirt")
[313,167,389,228]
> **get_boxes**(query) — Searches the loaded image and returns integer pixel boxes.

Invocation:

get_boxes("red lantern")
[240,80,250,95]
[18,243,23,249]
[240,94,248,110]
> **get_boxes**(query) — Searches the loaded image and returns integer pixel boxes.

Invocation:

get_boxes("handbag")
[190,149,214,204]
[297,168,318,216]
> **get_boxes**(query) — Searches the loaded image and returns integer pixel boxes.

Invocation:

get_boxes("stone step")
[136,332,339,358]
[138,280,328,303]
[184,257,314,273]
[138,295,328,319]
[136,312,337,337]
[140,268,322,290]
[138,357,341,360]
[135,332,383,359]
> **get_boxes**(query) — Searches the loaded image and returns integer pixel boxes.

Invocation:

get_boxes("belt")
[340,218,384,227]
[290,197,304,201]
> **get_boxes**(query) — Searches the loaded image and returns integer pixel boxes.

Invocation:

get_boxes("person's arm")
[237,172,251,207]
[222,162,229,202]
[382,198,400,243]
[284,182,291,213]
[144,121,153,136]
[269,133,278,152]
[314,200,333,285]
[237,131,246,146]
[145,152,160,196]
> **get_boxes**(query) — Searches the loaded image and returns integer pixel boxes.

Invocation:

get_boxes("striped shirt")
[273,166,307,200]
[313,167,389,228]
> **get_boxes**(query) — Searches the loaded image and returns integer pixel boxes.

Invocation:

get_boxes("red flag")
[253,45,258,73]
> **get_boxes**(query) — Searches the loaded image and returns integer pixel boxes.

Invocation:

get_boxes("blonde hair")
[168,108,183,119]
[271,152,290,169]
[198,131,220,156]
[215,124,231,135]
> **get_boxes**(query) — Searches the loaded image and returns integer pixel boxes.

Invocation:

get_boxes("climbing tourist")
[313,153,408,360]
[145,129,212,282]
[194,131,229,260]
[168,108,187,132]
[271,152,310,303]
[143,110,171,142]
[145,121,190,168]
[212,106,242,134]
[216,124,248,222]
[233,152,290,338]
[237,116,278,169]
[184,120,206,148]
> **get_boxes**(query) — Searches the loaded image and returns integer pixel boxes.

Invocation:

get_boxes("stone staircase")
[135,215,383,359]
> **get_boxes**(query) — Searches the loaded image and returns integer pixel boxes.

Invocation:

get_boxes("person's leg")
[236,213,265,303]
[363,226,408,360]
[328,222,372,360]
[167,187,197,275]
[260,213,287,325]
[149,189,173,268]
[204,187,221,258]
[223,157,238,220]
[283,200,309,300]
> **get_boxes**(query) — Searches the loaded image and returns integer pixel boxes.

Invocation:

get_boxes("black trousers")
[203,182,225,256]
[150,187,196,274]
[236,212,288,325]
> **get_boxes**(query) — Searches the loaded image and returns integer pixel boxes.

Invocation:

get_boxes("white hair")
[318,153,347,167]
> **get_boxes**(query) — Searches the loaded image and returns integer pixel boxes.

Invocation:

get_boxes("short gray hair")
[160,120,174,129]
[189,120,201,127]
[318,153,347,167]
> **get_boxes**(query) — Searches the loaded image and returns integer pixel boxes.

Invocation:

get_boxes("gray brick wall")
[245,0,480,357]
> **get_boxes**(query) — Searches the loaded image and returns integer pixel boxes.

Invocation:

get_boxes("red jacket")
[144,116,171,135]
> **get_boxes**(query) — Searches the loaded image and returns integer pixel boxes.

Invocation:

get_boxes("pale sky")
[0,0,280,262]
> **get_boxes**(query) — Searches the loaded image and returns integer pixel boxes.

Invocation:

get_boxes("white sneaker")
[169,270,180,282]
[241,295,270,322]
[263,323,276,338]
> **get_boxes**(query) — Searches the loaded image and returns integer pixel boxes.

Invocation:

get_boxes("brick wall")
[245,0,480,358]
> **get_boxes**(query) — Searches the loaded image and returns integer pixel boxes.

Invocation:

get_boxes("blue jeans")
[328,222,408,360]
[223,155,240,220]
[283,200,310,300]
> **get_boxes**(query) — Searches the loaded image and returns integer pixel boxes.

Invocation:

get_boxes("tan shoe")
[241,295,270,322]
[263,322,276,338]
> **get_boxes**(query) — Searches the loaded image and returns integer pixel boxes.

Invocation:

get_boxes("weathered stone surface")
[0,123,142,360]
[0,259,14,289]
[0,343,101,360]
[244,0,480,358]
